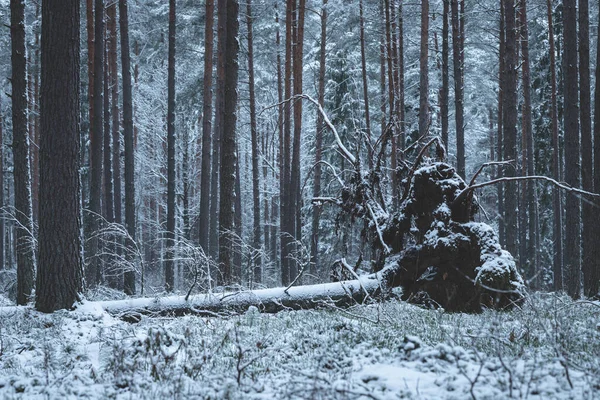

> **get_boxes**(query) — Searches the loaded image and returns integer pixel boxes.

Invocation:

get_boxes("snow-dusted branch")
[261,94,357,166]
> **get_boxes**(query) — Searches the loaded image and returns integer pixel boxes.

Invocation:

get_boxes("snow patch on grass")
[0,293,598,399]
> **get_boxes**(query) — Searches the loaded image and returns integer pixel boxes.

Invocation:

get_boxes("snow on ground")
[0,293,598,399]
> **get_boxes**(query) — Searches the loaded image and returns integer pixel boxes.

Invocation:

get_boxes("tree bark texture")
[563,0,581,298]
[546,0,563,291]
[108,1,121,225]
[11,0,36,305]
[36,0,84,312]
[218,0,240,285]
[211,0,228,260]
[310,0,327,278]
[0,95,4,270]
[165,0,177,292]
[280,0,293,286]
[247,0,262,285]
[518,0,537,284]
[451,0,465,179]
[590,2,600,298]
[501,0,517,258]
[579,0,594,298]
[418,0,429,139]
[199,0,215,252]
[119,0,136,295]
[359,0,372,165]
[496,3,505,247]
[441,0,449,150]
[88,0,105,288]
[289,0,306,282]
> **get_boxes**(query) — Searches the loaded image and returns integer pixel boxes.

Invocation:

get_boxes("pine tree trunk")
[182,128,190,239]
[289,0,306,282]
[563,0,581,298]
[11,0,36,305]
[501,0,517,258]
[247,0,261,285]
[85,0,94,211]
[119,0,136,295]
[497,3,505,247]
[103,40,114,224]
[233,147,243,281]
[36,0,84,312]
[211,0,228,261]
[441,0,449,150]
[218,0,240,285]
[590,2,600,298]
[384,0,398,201]
[274,5,282,272]
[418,0,429,139]
[31,3,40,225]
[108,1,121,225]
[310,0,327,279]
[359,0,371,165]
[165,0,177,292]
[397,2,405,150]
[0,95,4,270]
[379,0,386,142]
[579,0,595,298]
[199,0,214,252]
[88,0,105,288]
[547,0,562,291]
[451,0,465,179]
[519,0,537,285]
[280,0,293,286]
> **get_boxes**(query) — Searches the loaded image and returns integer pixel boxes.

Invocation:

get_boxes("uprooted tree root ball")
[332,138,525,313]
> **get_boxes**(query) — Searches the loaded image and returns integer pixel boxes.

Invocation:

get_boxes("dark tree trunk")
[86,0,94,211]
[451,0,465,179]
[497,2,505,247]
[379,0,386,143]
[441,0,449,149]
[88,0,105,288]
[165,0,177,292]
[36,0,84,312]
[218,0,240,285]
[233,147,242,281]
[199,0,214,252]
[0,95,4,270]
[418,0,429,139]
[247,0,261,285]
[359,0,371,164]
[310,0,327,279]
[397,2,405,150]
[30,4,40,225]
[211,0,227,260]
[384,0,398,201]
[591,1,600,298]
[182,128,190,239]
[563,0,581,299]
[108,1,121,225]
[119,0,136,295]
[519,0,537,284]
[547,0,563,291]
[274,5,282,273]
[579,0,594,298]
[289,0,306,282]
[501,0,517,258]
[103,39,114,224]
[280,0,293,286]
[11,0,36,305]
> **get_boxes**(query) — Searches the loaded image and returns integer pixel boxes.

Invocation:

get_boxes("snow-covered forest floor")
[0,292,599,399]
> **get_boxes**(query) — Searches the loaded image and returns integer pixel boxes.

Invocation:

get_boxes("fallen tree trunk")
[93,277,384,320]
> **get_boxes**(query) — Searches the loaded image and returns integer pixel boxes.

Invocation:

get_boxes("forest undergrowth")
[0,291,598,399]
